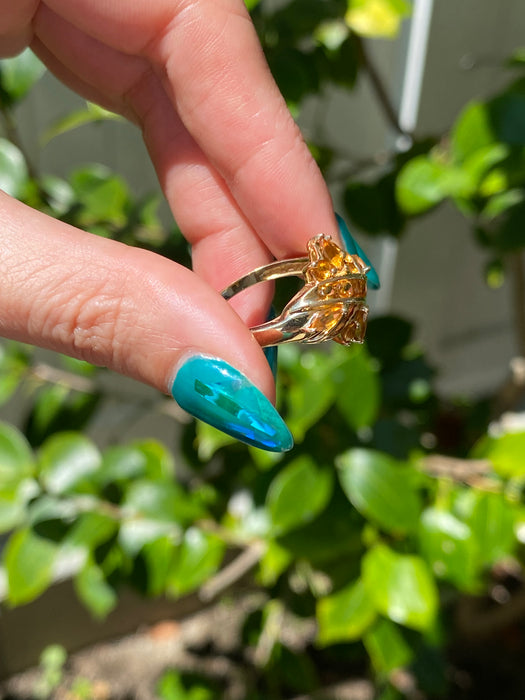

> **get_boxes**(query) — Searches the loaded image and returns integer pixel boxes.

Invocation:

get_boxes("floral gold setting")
[222,234,371,348]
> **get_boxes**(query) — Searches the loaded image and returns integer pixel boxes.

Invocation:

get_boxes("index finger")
[43,0,338,257]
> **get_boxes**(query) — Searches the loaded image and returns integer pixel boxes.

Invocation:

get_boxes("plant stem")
[0,104,39,181]
[510,251,525,358]
[356,36,409,138]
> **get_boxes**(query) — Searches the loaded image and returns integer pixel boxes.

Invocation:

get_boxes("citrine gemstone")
[306,235,368,286]
[335,305,369,345]
[297,234,370,346]
[306,302,346,335]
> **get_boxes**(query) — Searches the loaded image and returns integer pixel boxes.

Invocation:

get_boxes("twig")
[30,362,97,394]
[200,541,266,602]
[510,252,525,357]
[356,37,409,138]
[456,587,525,641]
[0,105,40,182]
[291,679,374,700]
[419,454,498,490]
[491,356,525,418]
[253,599,285,667]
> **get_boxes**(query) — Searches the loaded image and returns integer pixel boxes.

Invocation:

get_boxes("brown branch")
[0,105,40,182]
[510,252,525,357]
[292,679,374,700]
[455,587,525,641]
[356,37,409,138]
[419,454,499,490]
[199,542,265,602]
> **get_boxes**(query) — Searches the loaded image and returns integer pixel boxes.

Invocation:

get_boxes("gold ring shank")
[221,257,308,301]
[220,235,369,348]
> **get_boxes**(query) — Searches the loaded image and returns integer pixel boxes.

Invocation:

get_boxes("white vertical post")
[373,0,435,314]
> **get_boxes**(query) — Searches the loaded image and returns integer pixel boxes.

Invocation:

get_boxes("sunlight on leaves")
[346,0,411,38]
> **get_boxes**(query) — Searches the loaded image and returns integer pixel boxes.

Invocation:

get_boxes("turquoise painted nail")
[336,213,380,289]
[171,355,293,452]
[263,345,278,380]
[263,306,278,379]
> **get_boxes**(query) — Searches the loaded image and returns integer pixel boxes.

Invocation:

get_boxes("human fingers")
[0,0,38,56]
[0,192,292,451]
[39,0,338,257]
[32,8,274,325]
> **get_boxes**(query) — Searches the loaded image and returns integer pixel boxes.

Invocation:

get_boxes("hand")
[0,0,338,450]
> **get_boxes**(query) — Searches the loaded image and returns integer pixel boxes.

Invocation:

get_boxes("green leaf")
[157,670,216,700]
[337,449,421,534]
[451,101,496,163]
[67,511,118,551]
[362,544,438,631]
[471,431,525,476]
[0,421,35,490]
[462,143,509,189]
[277,490,363,567]
[98,445,149,486]
[345,0,411,38]
[488,92,525,146]
[466,492,516,566]
[166,528,224,597]
[315,20,350,51]
[42,102,122,144]
[0,138,28,198]
[4,528,58,605]
[284,349,337,442]
[317,578,376,645]
[396,156,446,214]
[41,175,76,215]
[142,536,175,596]
[363,618,413,673]
[195,421,237,461]
[0,491,26,533]
[0,343,29,406]
[344,174,404,236]
[25,384,100,447]
[268,47,319,104]
[482,189,525,219]
[37,433,101,495]
[0,49,45,104]
[134,440,175,480]
[267,456,333,535]
[335,347,380,429]
[119,518,178,556]
[70,164,130,226]
[366,316,413,367]
[74,558,117,619]
[257,541,292,586]
[123,479,204,526]
[419,508,478,589]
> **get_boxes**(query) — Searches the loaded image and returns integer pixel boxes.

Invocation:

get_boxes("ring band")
[221,234,370,348]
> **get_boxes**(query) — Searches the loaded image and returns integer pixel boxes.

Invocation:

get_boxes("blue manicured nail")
[336,213,380,289]
[263,306,278,379]
[171,355,293,452]
[263,345,278,380]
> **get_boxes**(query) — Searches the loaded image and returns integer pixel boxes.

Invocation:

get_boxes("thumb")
[1,193,292,452]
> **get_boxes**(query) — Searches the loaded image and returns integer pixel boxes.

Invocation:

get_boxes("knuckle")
[34,271,135,369]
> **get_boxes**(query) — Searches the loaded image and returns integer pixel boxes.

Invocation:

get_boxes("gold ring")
[221,234,370,348]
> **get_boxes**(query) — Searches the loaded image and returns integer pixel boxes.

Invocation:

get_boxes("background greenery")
[1,1,525,698]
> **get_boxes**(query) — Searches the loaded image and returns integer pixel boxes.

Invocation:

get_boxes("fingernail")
[171,354,293,452]
[263,306,278,379]
[335,213,380,290]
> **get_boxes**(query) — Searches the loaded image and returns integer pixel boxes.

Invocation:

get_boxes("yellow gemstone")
[307,302,346,334]
[307,259,334,282]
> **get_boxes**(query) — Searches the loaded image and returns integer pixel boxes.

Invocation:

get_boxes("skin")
[0,0,338,402]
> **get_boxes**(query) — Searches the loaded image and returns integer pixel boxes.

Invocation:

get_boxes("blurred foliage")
[1,4,525,700]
